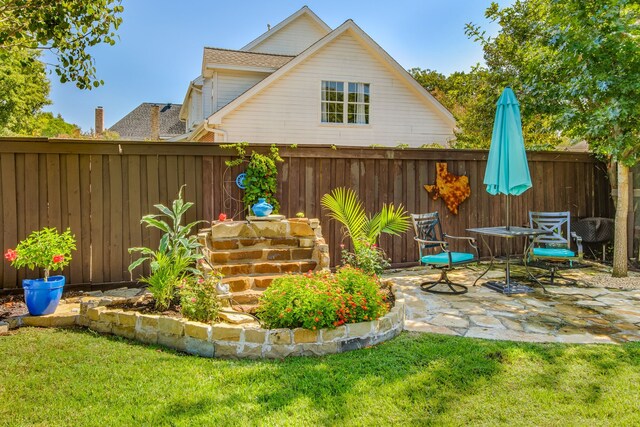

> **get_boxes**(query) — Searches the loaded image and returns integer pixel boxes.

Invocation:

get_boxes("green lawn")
[1,328,639,426]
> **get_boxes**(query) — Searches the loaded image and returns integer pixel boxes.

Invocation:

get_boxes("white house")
[176,6,456,147]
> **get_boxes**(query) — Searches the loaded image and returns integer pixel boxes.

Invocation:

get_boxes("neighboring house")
[109,103,185,140]
[176,6,455,147]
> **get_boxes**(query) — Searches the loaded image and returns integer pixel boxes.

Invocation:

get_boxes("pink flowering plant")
[4,227,76,281]
[178,270,222,323]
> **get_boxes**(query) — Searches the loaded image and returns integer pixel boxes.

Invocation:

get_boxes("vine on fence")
[221,142,283,214]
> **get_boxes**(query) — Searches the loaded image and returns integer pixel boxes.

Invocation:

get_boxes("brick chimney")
[95,106,104,135]
[150,104,160,140]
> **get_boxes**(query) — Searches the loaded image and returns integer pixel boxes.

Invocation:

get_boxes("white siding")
[216,71,269,111]
[187,90,202,130]
[247,14,328,55]
[220,31,454,147]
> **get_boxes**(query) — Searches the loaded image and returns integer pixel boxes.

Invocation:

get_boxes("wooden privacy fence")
[0,138,613,291]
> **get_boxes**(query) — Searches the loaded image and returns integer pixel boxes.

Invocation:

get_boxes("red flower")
[218,212,227,221]
[52,254,64,263]
[4,249,17,262]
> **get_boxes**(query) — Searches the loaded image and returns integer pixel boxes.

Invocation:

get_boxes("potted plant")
[4,227,76,316]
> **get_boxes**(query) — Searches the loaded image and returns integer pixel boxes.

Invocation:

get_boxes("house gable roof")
[202,48,294,75]
[207,20,455,127]
[109,103,185,139]
[240,6,331,52]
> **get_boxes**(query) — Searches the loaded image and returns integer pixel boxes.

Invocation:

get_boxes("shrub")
[179,272,221,323]
[334,266,388,325]
[257,267,388,330]
[340,239,390,275]
[257,271,342,330]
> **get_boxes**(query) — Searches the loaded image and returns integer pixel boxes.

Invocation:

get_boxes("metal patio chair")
[527,211,583,285]
[411,212,479,295]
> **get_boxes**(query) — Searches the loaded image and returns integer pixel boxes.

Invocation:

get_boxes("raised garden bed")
[1,284,404,358]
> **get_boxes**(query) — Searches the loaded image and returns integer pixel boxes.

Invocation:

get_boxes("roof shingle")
[108,103,185,140]
[202,47,294,74]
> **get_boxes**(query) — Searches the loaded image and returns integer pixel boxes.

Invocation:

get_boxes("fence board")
[1,154,17,288]
[0,138,613,291]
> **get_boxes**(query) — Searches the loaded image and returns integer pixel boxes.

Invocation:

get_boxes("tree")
[0,49,50,135]
[468,0,640,276]
[410,66,563,150]
[32,112,80,137]
[0,0,124,89]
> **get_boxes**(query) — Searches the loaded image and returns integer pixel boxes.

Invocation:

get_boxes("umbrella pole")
[505,195,511,289]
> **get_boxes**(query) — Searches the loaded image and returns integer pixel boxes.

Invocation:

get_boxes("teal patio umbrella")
[484,86,532,228]
[483,86,532,294]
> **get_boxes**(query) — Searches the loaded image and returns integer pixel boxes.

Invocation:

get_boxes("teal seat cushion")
[421,252,475,265]
[533,247,575,258]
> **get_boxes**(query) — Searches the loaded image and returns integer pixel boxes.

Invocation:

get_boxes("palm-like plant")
[321,187,410,251]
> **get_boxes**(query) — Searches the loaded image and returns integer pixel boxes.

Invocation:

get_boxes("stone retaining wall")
[75,300,404,358]
[1,290,405,359]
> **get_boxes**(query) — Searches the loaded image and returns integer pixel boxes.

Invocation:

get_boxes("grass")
[1,328,639,426]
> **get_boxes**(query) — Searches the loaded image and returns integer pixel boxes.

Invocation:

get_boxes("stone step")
[221,275,281,292]
[209,237,313,251]
[217,260,317,277]
[231,303,259,315]
[210,247,314,264]
[229,289,264,305]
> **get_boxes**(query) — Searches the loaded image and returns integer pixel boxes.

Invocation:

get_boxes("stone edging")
[2,285,405,359]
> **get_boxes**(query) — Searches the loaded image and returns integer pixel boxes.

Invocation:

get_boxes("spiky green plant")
[321,187,410,252]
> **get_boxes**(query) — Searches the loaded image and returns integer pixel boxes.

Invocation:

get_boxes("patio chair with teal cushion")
[528,211,583,285]
[411,212,479,295]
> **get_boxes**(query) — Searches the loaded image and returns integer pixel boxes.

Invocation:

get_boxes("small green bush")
[179,272,221,323]
[141,251,191,311]
[257,267,388,330]
[340,239,390,275]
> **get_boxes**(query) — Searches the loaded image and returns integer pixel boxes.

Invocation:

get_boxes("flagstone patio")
[387,263,640,344]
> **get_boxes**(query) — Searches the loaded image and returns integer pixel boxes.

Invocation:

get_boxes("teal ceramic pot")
[252,198,273,217]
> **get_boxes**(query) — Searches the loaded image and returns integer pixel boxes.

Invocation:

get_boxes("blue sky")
[44,0,509,132]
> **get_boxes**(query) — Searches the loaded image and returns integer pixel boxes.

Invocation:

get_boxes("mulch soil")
[0,291,84,321]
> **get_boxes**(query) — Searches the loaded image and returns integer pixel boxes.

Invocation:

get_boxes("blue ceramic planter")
[252,198,273,217]
[22,275,65,316]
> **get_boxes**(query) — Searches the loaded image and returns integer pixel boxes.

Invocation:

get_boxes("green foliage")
[0,49,50,135]
[128,186,206,309]
[295,212,305,218]
[178,273,221,323]
[128,186,205,273]
[221,142,249,167]
[334,266,388,323]
[257,266,387,329]
[340,239,390,275]
[409,66,564,150]
[0,0,124,90]
[321,187,410,256]
[140,251,191,311]
[222,142,283,214]
[32,112,80,137]
[5,227,76,280]
[244,146,282,214]
[258,271,341,330]
[465,0,640,166]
